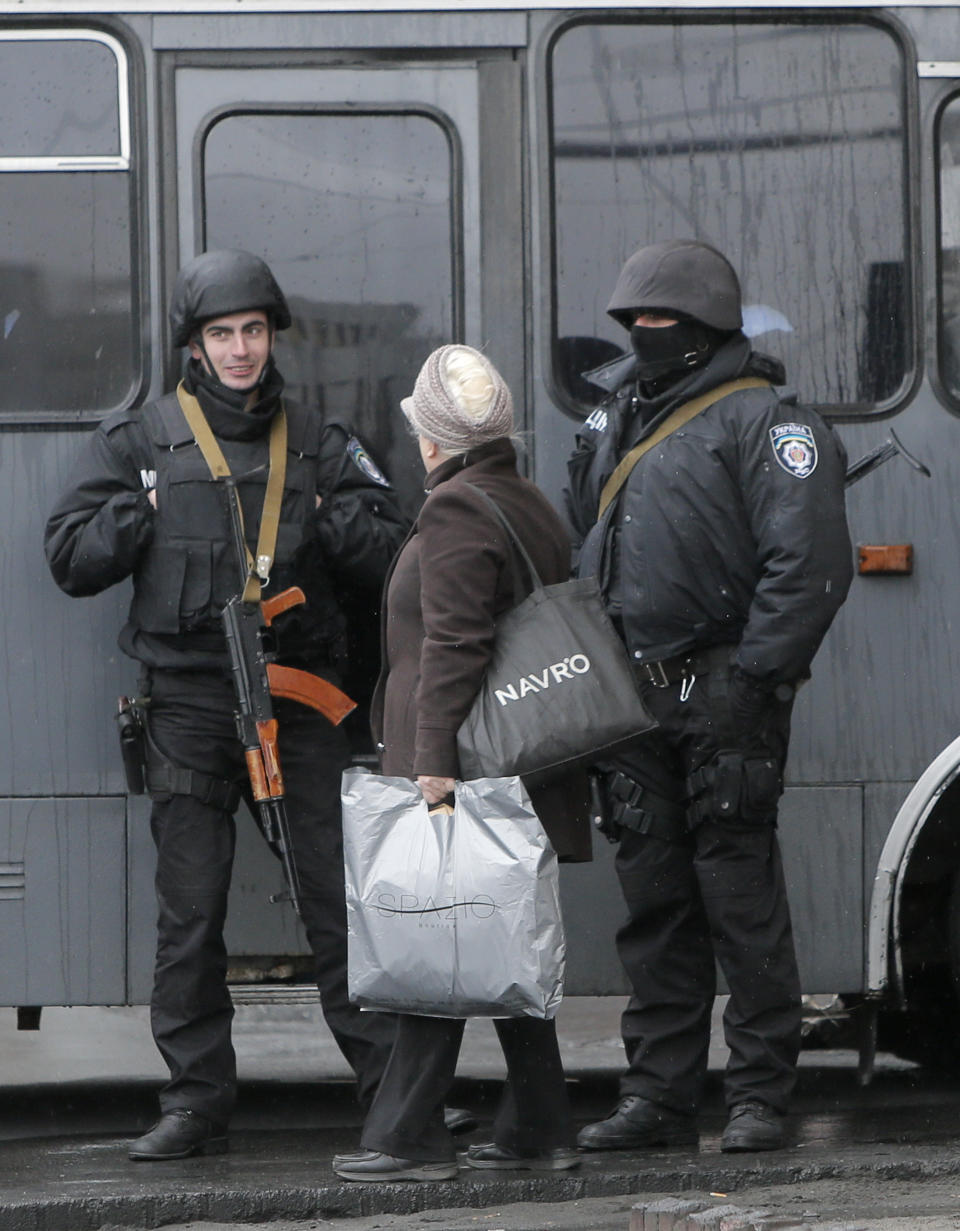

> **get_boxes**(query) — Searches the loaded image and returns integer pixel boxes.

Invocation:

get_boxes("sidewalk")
[0,999,955,1231]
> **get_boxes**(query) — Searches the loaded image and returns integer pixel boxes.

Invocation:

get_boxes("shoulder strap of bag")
[463,483,544,601]
[597,376,771,520]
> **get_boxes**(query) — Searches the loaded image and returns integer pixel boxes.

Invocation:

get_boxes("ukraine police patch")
[769,423,818,479]
[346,436,390,486]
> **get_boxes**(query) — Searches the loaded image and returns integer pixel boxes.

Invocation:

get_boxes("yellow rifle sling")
[596,377,771,521]
[175,381,288,603]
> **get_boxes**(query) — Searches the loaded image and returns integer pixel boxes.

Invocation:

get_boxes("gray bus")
[1,0,956,1073]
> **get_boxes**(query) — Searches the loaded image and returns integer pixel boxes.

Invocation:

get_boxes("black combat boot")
[577,1095,698,1150]
[720,1099,786,1152]
[128,1109,228,1160]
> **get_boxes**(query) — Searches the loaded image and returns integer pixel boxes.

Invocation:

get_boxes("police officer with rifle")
[45,249,407,1161]
[565,239,854,1154]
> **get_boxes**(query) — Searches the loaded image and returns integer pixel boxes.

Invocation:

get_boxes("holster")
[115,692,242,812]
[116,696,147,795]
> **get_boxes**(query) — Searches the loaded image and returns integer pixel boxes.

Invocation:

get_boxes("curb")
[4,1138,960,1231]
[629,1197,870,1231]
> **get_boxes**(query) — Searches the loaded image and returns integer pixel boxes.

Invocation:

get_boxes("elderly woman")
[334,344,591,1183]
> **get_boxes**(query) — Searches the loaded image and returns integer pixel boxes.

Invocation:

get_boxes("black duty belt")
[632,643,737,690]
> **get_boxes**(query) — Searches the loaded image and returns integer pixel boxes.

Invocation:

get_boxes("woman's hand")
[417,775,455,805]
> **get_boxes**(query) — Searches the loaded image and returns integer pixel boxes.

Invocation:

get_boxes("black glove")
[727,668,773,745]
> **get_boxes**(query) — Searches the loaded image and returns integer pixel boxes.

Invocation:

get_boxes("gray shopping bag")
[341,768,564,1019]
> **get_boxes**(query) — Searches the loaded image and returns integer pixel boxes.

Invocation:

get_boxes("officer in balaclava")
[565,239,853,1154]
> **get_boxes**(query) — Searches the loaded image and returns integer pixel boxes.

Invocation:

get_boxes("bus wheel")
[875,969,960,1071]
[875,870,960,1071]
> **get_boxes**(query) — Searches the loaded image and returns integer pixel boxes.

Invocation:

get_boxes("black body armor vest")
[127,392,323,638]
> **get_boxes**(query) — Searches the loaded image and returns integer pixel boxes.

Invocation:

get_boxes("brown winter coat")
[371,438,592,862]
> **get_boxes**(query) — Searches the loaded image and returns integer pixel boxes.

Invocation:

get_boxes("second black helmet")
[606,238,742,333]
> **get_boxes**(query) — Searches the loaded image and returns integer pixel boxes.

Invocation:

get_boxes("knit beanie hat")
[401,344,514,453]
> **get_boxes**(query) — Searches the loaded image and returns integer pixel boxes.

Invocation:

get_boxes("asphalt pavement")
[2,998,960,1231]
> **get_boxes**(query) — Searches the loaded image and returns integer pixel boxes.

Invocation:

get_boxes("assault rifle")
[220,473,356,917]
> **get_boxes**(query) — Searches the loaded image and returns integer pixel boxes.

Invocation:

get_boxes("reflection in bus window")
[550,19,909,411]
[0,33,136,415]
[203,110,455,517]
[939,101,960,398]
[0,37,121,159]
[1,173,135,412]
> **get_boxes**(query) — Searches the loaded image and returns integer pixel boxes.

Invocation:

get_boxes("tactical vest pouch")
[711,751,743,820]
[741,755,782,822]
[688,751,782,828]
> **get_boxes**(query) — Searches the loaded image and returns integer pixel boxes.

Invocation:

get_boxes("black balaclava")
[630,317,729,397]
[630,319,709,380]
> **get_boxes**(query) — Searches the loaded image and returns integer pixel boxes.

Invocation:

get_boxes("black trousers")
[606,661,801,1117]
[360,1013,575,1162]
[146,668,395,1125]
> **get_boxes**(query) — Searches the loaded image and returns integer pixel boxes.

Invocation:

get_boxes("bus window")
[939,99,960,399]
[0,30,138,416]
[202,108,456,517]
[549,18,910,414]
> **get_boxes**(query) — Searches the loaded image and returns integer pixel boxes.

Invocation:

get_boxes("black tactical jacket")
[564,336,854,686]
[45,365,408,674]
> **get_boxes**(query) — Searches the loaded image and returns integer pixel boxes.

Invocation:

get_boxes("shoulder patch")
[346,436,391,487]
[584,407,609,433]
[769,422,818,479]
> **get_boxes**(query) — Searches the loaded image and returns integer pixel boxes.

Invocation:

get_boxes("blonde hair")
[400,343,514,454]
[441,346,498,420]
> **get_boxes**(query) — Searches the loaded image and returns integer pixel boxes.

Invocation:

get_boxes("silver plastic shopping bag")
[341,768,565,1019]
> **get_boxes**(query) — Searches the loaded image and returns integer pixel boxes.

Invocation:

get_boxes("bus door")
[129,49,526,997]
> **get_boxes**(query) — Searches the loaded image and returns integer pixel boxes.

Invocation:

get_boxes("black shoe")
[444,1105,478,1135]
[333,1151,459,1182]
[128,1109,228,1161]
[577,1096,698,1151]
[720,1100,786,1152]
[464,1142,580,1171]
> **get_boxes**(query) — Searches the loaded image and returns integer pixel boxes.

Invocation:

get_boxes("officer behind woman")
[565,239,853,1153]
[44,250,407,1160]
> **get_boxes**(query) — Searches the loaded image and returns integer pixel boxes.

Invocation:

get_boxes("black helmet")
[606,239,742,332]
[169,249,292,347]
